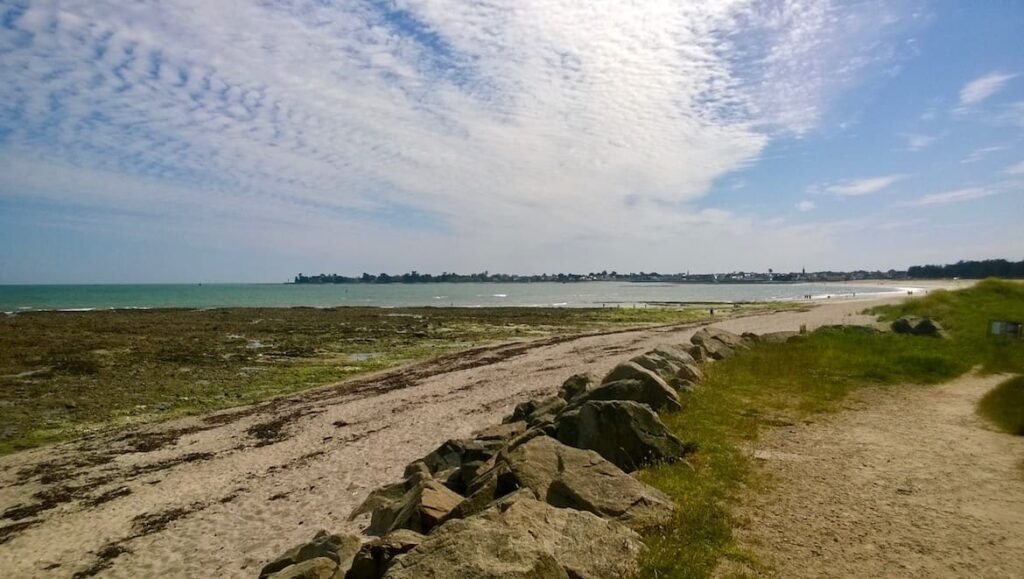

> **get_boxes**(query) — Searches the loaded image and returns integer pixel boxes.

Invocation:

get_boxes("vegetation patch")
[978,376,1024,436]
[0,303,785,454]
[639,279,1023,578]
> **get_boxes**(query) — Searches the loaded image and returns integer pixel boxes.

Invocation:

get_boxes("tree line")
[908,259,1024,279]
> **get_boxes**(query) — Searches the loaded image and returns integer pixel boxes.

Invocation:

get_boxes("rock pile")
[257,325,764,579]
[891,316,946,337]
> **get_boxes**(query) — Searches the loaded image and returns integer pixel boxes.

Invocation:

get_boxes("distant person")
[710,307,715,317]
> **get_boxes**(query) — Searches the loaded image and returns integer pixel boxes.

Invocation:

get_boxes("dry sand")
[729,373,1024,578]
[0,284,1006,578]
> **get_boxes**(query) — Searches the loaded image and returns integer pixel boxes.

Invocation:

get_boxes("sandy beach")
[0,283,999,578]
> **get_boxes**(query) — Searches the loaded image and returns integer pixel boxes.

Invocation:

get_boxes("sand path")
[0,295,910,578]
[730,373,1024,578]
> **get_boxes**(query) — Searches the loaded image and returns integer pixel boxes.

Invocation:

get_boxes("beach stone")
[758,331,801,344]
[506,395,567,428]
[557,373,594,402]
[689,329,736,360]
[687,344,710,363]
[348,530,424,579]
[349,482,406,523]
[602,361,681,401]
[265,557,339,579]
[377,479,464,535]
[259,530,361,578]
[555,400,689,471]
[892,316,945,337]
[472,421,527,442]
[578,377,682,413]
[503,435,674,530]
[384,498,644,579]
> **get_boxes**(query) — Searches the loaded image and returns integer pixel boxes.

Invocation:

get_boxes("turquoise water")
[0,282,911,312]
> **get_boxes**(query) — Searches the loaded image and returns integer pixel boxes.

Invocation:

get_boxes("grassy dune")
[639,279,1024,578]
[978,376,1024,436]
[0,303,790,455]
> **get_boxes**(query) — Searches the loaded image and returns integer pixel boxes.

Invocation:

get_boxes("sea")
[0,282,918,313]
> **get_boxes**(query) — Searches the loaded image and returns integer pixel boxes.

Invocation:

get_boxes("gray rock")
[368,479,464,535]
[472,421,527,442]
[503,435,674,530]
[266,557,339,579]
[384,497,645,579]
[892,316,945,337]
[506,395,567,428]
[557,373,594,402]
[689,329,736,360]
[602,361,682,400]
[348,482,406,523]
[347,530,424,579]
[579,377,682,413]
[555,400,689,471]
[758,331,801,344]
[259,530,361,579]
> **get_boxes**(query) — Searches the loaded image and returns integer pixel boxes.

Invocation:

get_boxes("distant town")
[293,259,1023,285]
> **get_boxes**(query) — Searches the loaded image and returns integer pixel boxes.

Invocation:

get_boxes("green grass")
[978,376,1024,436]
[873,278,1024,374]
[0,302,790,455]
[639,278,1024,578]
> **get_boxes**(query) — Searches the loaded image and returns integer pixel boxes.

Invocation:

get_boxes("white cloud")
[0,0,921,277]
[901,187,995,207]
[904,133,937,151]
[821,175,906,196]
[961,145,1009,164]
[959,72,1017,106]
[796,200,816,211]
[1006,160,1024,175]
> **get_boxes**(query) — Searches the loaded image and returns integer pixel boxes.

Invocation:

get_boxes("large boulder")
[602,361,682,401]
[690,328,740,360]
[557,373,594,402]
[503,435,674,530]
[266,558,339,579]
[347,530,424,579]
[259,530,361,579]
[349,482,406,523]
[578,377,682,413]
[368,479,463,535]
[892,316,945,337]
[630,345,702,388]
[505,395,567,428]
[383,497,645,579]
[758,331,801,344]
[555,400,689,471]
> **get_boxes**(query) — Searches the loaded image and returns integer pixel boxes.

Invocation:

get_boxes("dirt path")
[0,298,896,578]
[730,373,1024,578]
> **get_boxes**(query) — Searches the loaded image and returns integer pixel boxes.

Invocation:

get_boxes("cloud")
[0,0,921,278]
[901,187,995,207]
[796,200,816,212]
[959,72,1017,106]
[904,133,937,151]
[1007,160,1024,175]
[821,175,906,196]
[961,145,1009,164]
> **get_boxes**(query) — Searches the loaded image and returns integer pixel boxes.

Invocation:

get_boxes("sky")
[0,0,1022,283]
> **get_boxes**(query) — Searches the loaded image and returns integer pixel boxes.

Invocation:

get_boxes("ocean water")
[0,282,915,312]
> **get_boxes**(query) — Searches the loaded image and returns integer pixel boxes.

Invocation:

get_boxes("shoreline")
[0,279,970,315]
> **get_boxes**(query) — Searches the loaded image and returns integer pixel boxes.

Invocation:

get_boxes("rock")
[557,373,593,402]
[384,498,645,579]
[578,377,682,413]
[446,486,537,523]
[555,400,689,471]
[505,396,567,428]
[259,530,361,579]
[687,344,710,363]
[266,557,339,579]
[347,530,424,579]
[601,361,682,404]
[691,327,745,349]
[472,421,527,441]
[689,329,735,360]
[892,316,945,337]
[758,331,801,344]
[348,482,406,522]
[503,435,674,530]
[371,479,464,535]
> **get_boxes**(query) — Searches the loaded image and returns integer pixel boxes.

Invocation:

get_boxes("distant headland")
[292,258,1024,285]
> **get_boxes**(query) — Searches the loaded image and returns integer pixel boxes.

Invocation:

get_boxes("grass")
[977,376,1024,436]
[638,278,1024,578]
[0,302,789,455]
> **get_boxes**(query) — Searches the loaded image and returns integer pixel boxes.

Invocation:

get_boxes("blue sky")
[0,0,1021,283]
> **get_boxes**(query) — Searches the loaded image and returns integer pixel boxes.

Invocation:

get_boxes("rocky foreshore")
[258,326,802,579]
